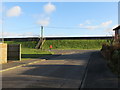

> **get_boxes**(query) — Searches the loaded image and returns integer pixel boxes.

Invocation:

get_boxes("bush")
[101,40,120,75]
[113,43,120,50]
[101,37,120,75]
[111,50,119,64]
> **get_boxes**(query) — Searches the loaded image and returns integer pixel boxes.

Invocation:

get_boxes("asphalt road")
[2,50,93,89]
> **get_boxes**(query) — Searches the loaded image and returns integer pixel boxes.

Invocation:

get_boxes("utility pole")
[40,26,44,50]
[41,26,43,39]
[1,2,4,43]
[2,29,4,43]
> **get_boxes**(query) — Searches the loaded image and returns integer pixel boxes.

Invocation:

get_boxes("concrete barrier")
[0,43,7,64]
[7,44,21,61]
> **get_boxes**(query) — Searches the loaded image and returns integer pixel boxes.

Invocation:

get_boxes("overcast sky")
[0,2,118,37]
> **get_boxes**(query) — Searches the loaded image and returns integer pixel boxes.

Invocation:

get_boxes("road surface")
[1,50,94,89]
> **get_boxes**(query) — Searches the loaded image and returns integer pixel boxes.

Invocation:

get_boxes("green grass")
[42,39,108,50]
[5,39,108,50]
[21,48,53,60]
[5,41,38,48]
[5,41,53,60]
[5,39,108,60]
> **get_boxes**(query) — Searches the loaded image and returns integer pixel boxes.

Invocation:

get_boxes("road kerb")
[0,59,46,72]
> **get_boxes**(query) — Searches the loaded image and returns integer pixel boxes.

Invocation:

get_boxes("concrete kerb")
[1,53,61,73]
[79,51,96,89]
[0,59,46,73]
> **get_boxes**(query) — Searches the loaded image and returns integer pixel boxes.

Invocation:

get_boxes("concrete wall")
[7,44,21,61]
[0,43,7,64]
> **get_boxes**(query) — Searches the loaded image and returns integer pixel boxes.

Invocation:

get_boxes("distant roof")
[113,25,120,30]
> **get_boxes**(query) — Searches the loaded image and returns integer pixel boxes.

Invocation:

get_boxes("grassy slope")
[42,39,107,50]
[5,39,108,50]
[5,39,107,59]
[5,41,38,49]
[5,41,53,60]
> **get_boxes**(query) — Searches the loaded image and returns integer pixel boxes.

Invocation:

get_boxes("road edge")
[0,59,46,73]
[79,51,97,89]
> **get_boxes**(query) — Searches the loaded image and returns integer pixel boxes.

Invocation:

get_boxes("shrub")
[113,43,120,50]
[111,50,119,64]
[101,40,120,75]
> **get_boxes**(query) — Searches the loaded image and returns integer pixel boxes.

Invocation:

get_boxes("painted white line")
[0,59,46,72]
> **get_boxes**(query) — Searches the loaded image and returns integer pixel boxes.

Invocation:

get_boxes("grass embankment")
[5,39,108,60]
[5,41,53,60]
[42,39,107,50]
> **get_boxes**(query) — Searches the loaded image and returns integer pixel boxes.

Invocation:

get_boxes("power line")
[3,25,39,30]
[4,25,112,30]
[45,26,88,29]
[44,26,112,30]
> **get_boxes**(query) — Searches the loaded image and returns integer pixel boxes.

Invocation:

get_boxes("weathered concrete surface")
[2,50,93,89]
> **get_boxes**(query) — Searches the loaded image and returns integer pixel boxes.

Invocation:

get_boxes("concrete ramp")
[35,38,45,49]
